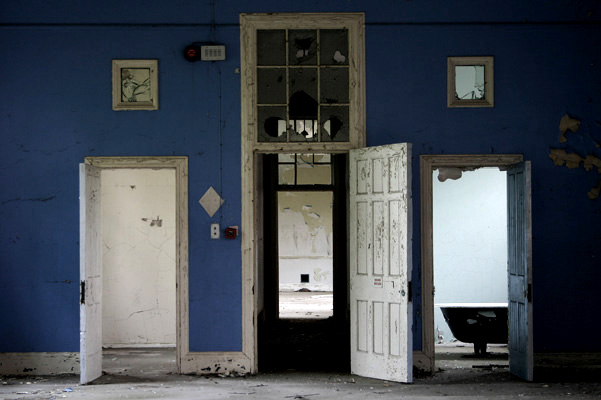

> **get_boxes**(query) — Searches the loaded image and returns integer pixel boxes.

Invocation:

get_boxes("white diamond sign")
[199,186,224,217]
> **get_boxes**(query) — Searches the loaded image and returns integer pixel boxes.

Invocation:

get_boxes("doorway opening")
[258,153,349,372]
[432,167,509,372]
[419,154,533,381]
[100,168,177,376]
[80,156,188,384]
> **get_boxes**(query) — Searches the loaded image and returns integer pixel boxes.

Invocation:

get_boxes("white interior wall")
[278,191,333,291]
[433,167,508,344]
[101,168,176,347]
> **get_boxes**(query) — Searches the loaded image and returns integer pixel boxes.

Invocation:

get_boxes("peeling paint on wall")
[559,113,581,143]
[278,191,333,290]
[550,113,601,199]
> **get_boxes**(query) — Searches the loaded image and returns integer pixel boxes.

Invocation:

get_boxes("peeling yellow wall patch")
[549,148,584,169]
[559,113,581,143]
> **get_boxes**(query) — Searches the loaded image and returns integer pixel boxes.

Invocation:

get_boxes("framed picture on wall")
[112,59,159,110]
[447,56,494,108]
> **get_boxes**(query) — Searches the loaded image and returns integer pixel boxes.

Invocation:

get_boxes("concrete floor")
[279,291,333,319]
[2,347,601,399]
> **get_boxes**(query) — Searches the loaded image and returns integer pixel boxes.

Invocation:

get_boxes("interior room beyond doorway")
[432,167,509,370]
[278,190,334,319]
[101,168,177,373]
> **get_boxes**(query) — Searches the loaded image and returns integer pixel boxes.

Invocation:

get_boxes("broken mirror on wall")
[447,56,493,107]
[455,65,485,100]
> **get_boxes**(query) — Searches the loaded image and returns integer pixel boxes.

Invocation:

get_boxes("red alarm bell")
[225,226,238,239]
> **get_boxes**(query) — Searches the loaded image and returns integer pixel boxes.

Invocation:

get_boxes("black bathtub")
[437,303,508,355]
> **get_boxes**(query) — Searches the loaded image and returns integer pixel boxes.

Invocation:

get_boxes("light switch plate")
[211,223,220,239]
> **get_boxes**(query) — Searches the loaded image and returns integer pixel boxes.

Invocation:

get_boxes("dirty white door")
[507,161,533,381]
[79,163,103,384]
[349,143,413,383]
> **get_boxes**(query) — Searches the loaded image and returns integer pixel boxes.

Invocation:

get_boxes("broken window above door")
[257,29,350,143]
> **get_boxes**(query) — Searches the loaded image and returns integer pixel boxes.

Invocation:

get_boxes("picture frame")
[112,59,159,111]
[447,56,494,108]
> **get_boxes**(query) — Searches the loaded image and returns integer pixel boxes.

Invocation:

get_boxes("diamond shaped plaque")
[199,186,224,217]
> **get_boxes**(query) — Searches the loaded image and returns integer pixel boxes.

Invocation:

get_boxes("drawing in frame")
[112,59,158,110]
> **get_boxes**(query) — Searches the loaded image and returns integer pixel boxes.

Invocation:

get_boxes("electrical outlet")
[211,223,220,239]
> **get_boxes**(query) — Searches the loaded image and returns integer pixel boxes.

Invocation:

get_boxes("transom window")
[257,29,350,143]
[277,153,332,185]
[240,13,365,153]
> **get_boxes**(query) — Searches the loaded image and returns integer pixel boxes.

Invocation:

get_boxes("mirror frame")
[447,56,494,108]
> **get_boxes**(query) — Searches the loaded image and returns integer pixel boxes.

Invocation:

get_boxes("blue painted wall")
[1,1,600,355]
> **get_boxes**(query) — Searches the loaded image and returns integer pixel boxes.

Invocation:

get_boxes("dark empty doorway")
[258,153,349,372]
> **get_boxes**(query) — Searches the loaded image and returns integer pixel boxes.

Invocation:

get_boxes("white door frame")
[240,13,366,373]
[418,154,523,372]
[83,156,188,373]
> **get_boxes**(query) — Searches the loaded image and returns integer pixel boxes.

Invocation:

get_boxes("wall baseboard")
[0,352,79,375]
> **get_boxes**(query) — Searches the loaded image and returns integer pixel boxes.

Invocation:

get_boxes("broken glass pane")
[257,68,286,104]
[320,29,348,66]
[257,30,286,66]
[288,30,317,65]
[321,106,349,142]
[290,68,318,104]
[289,90,318,120]
[320,67,349,104]
[278,153,295,163]
[313,153,331,163]
[278,164,295,185]
[297,162,331,185]
[289,119,319,142]
[258,106,287,142]
[455,65,485,100]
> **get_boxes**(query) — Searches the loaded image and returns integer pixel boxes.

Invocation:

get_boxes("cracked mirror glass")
[455,65,485,100]
[320,67,349,104]
[321,106,349,142]
[320,29,348,66]
[288,30,317,65]
[258,106,287,142]
[257,30,286,66]
[257,68,286,104]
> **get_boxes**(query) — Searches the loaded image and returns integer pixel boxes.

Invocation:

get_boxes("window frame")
[241,13,366,153]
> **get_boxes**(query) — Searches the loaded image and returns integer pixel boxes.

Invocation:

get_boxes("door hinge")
[527,283,532,303]
[408,281,413,301]
[80,280,86,305]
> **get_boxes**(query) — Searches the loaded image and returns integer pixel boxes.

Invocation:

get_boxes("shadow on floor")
[259,317,350,373]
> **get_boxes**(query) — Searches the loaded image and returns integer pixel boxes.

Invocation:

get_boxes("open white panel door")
[79,163,103,384]
[350,143,413,383]
[507,161,533,381]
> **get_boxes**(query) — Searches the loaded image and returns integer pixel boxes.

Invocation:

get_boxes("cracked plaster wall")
[101,169,176,347]
[278,191,333,291]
